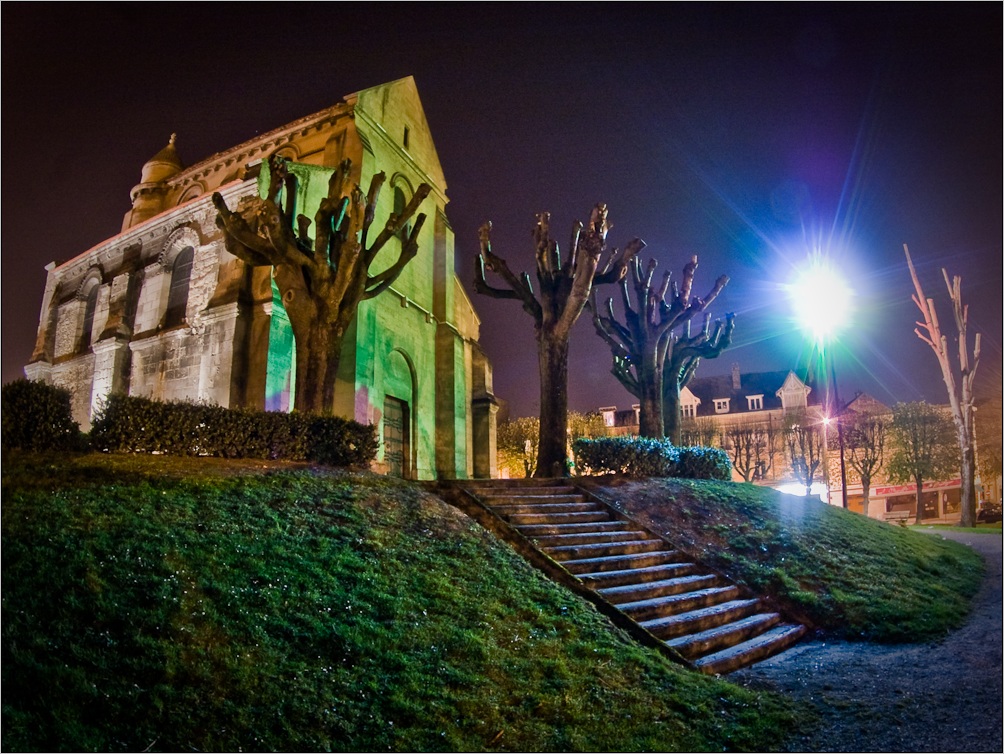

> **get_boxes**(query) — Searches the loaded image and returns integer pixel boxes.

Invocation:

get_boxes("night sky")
[4,4,1001,419]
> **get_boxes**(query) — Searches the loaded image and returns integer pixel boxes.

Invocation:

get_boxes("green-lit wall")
[259,95,470,480]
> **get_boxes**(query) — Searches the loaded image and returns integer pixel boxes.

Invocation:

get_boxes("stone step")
[473,486,579,497]
[517,520,633,537]
[529,530,644,548]
[577,561,702,588]
[596,573,721,604]
[640,599,762,640]
[484,493,589,506]
[544,538,664,562]
[561,549,686,575]
[618,586,742,622]
[665,612,782,659]
[492,501,599,516]
[507,511,611,526]
[693,623,807,676]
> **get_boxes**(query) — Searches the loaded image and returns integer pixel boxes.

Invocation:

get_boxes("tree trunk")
[860,472,871,518]
[960,437,977,527]
[663,383,682,445]
[914,475,925,525]
[293,322,344,414]
[637,350,663,438]
[536,332,569,478]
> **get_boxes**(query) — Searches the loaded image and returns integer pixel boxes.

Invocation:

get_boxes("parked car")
[976,503,1002,524]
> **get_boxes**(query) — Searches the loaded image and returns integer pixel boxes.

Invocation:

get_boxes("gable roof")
[685,369,820,416]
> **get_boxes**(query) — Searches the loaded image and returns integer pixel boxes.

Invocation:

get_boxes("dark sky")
[4,3,1001,418]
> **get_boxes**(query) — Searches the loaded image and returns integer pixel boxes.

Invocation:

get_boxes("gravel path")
[732,529,1002,753]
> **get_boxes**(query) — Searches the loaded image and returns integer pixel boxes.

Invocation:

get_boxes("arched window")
[79,283,99,352]
[164,247,194,327]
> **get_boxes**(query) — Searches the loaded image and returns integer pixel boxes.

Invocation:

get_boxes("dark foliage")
[89,394,377,468]
[572,436,731,480]
[1,379,83,452]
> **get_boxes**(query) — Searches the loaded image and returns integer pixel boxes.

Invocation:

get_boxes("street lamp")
[788,254,853,508]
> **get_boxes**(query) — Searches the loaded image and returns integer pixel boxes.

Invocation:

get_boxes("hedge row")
[1,379,84,452]
[90,394,378,467]
[573,435,732,481]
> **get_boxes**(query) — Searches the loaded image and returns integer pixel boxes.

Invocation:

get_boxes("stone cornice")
[168,103,353,189]
[53,181,254,279]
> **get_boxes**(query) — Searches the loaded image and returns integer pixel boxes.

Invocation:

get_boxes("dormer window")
[747,394,764,411]
[682,403,696,419]
[600,406,617,427]
[713,398,730,414]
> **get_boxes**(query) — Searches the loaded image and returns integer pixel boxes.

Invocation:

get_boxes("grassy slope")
[2,454,797,753]
[579,476,986,641]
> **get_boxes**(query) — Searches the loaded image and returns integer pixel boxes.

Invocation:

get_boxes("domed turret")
[123,134,185,231]
[140,133,183,184]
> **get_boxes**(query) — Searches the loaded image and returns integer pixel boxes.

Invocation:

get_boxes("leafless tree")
[844,412,887,518]
[785,411,824,497]
[722,418,780,482]
[680,416,719,448]
[905,245,981,526]
[213,155,430,412]
[474,205,641,477]
[591,255,731,439]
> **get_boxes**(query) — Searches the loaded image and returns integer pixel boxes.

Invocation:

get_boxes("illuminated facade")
[25,77,497,480]
[599,364,965,522]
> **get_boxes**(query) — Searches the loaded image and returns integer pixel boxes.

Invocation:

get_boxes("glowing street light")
[788,254,853,508]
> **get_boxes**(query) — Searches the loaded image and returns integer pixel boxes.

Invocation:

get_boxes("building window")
[600,407,617,427]
[714,398,730,414]
[747,395,763,411]
[164,247,194,327]
[403,125,411,149]
[682,403,696,419]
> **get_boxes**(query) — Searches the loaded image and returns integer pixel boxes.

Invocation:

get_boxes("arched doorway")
[383,349,417,479]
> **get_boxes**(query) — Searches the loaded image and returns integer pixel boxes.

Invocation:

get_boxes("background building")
[25,77,497,480]
[599,363,965,522]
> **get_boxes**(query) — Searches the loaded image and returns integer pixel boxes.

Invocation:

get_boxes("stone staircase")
[452,479,806,675]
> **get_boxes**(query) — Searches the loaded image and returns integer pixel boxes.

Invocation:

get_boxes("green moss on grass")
[3,454,802,752]
[581,477,985,642]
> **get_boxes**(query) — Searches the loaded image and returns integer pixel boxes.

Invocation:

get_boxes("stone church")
[26,77,498,480]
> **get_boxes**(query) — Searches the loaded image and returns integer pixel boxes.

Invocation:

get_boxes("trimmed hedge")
[90,394,377,468]
[572,436,732,481]
[2,379,83,452]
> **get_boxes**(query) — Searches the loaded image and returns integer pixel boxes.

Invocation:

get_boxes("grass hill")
[1,453,987,751]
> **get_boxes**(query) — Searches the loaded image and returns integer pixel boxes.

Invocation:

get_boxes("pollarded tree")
[591,255,732,439]
[785,410,824,497]
[661,312,735,444]
[905,245,981,526]
[213,154,431,413]
[887,401,957,525]
[844,412,887,518]
[474,205,642,477]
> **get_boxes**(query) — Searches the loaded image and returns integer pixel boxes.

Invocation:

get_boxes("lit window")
[747,395,763,411]
[600,407,616,427]
[714,398,730,414]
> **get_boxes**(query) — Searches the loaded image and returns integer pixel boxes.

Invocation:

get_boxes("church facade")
[26,77,497,480]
